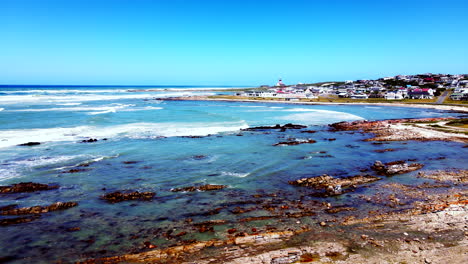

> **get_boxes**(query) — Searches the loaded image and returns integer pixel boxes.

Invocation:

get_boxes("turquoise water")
[0,86,466,263]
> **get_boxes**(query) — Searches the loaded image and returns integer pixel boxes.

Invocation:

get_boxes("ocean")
[0,86,466,263]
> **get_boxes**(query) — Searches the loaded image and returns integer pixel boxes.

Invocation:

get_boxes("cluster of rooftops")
[239,73,468,101]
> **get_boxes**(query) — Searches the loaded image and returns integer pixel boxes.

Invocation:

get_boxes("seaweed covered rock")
[0,182,59,194]
[171,184,227,192]
[372,160,424,176]
[0,202,78,215]
[101,191,155,203]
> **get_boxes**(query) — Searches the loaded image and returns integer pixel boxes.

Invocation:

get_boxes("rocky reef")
[1,202,78,215]
[101,191,156,203]
[0,182,59,194]
[371,160,424,176]
[289,174,381,195]
[329,117,468,143]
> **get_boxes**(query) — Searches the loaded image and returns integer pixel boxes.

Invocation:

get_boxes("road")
[435,90,449,104]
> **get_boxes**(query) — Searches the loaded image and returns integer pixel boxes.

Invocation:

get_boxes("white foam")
[221,171,250,178]
[0,121,248,149]
[0,94,154,105]
[7,155,83,167]
[0,154,118,181]
[53,154,119,171]
[0,108,3,111]
[0,155,83,181]
[0,91,215,105]
[56,103,82,106]
[0,89,129,94]
[8,104,163,114]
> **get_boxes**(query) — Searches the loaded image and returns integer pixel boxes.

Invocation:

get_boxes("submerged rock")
[101,191,155,203]
[171,184,227,192]
[0,216,40,226]
[0,202,78,215]
[62,168,91,173]
[374,148,397,153]
[0,182,59,194]
[18,142,41,146]
[372,160,424,176]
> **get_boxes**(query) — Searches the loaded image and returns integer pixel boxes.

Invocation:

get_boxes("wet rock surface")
[171,184,227,192]
[371,160,424,175]
[101,191,155,203]
[418,170,468,184]
[0,202,78,215]
[0,182,59,194]
[329,117,468,143]
[289,174,381,195]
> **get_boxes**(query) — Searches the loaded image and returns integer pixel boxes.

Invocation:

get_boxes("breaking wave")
[0,121,249,149]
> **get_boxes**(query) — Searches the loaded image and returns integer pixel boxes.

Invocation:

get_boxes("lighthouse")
[276,79,285,87]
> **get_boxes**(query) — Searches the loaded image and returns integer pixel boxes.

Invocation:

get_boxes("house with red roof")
[408,88,434,99]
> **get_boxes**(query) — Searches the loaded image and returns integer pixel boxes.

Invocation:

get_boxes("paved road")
[435,90,449,104]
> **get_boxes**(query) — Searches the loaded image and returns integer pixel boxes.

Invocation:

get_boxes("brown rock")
[289,174,380,190]
[0,216,40,226]
[372,160,424,175]
[0,202,78,215]
[0,182,59,194]
[325,206,357,214]
[101,191,155,203]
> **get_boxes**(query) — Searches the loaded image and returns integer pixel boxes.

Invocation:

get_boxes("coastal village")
[239,73,468,101]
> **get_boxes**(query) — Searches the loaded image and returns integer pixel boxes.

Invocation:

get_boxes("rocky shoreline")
[80,118,466,263]
[2,117,467,263]
[82,184,467,264]
[329,117,468,143]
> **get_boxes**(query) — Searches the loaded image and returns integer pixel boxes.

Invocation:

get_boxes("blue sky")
[1,0,467,85]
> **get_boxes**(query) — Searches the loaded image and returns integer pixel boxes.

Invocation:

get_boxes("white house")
[385,90,404,100]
